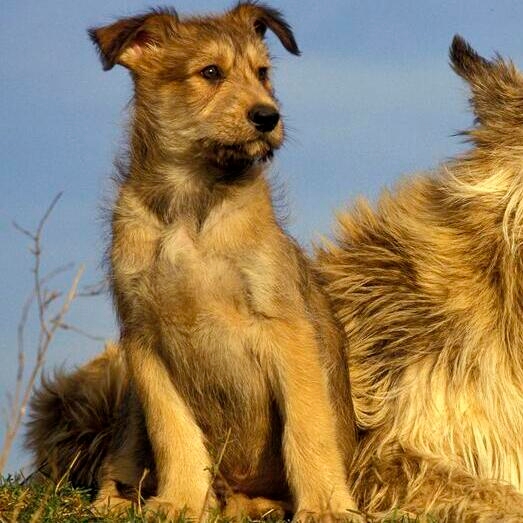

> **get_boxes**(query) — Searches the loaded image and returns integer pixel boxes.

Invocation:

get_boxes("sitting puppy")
[26,3,360,521]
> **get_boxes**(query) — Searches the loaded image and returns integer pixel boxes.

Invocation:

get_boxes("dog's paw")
[293,488,364,523]
[144,498,194,521]
[144,495,217,522]
[223,493,291,520]
[91,495,133,516]
[293,509,365,523]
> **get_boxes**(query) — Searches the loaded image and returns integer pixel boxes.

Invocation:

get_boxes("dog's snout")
[248,104,280,133]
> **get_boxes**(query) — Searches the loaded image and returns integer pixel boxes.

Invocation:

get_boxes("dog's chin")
[204,139,277,177]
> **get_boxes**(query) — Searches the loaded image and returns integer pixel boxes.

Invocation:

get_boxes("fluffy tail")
[351,436,523,522]
[25,343,128,490]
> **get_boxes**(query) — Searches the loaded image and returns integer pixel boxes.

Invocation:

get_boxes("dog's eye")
[201,65,223,81]
[258,67,269,82]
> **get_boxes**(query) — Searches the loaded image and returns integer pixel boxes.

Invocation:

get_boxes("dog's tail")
[352,436,523,522]
[25,342,128,490]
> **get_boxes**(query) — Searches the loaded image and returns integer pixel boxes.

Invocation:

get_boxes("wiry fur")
[26,3,361,521]
[316,36,523,521]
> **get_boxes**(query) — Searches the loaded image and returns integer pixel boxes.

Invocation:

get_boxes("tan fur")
[26,3,360,521]
[316,36,523,521]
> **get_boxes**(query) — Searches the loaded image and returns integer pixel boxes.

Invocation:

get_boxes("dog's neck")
[125,153,269,227]
[121,103,277,226]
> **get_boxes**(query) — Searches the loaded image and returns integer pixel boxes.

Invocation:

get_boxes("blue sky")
[3,0,523,473]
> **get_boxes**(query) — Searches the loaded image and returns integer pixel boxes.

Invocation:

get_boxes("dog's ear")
[450,35,523,146]
[449,35,493,84]
[88,8,178,71]
[232,2,300,56]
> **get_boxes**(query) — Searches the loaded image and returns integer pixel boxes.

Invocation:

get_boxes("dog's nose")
[248,104,280,133]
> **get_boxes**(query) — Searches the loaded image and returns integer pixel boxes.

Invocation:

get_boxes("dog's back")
[317,36,523,520]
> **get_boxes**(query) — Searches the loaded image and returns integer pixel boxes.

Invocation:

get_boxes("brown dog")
[26,3,360,521]
[317,37,523,521]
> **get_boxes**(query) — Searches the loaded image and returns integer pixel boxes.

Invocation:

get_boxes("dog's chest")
[157,222,277,449]
[158,219,273,319]
[157,222,273,370]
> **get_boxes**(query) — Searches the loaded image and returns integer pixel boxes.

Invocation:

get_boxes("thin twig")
[35,193,63,239]
[41,263,75,286]
[53,321,105,342]
[11,222,35,241]
[0,265,84,474]
[77,279,107,298]
[13,292,35,418]
[0,193,87,475]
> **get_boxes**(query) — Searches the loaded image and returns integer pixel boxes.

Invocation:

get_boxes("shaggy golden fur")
[316,36,523,521]
[26,3,361,521]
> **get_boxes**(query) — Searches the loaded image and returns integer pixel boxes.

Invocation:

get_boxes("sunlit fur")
[316,36,523,521]
[26,3,361,521]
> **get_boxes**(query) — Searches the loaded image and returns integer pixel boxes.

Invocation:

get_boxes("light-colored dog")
[26,3,360,521]
[317,36,523,521]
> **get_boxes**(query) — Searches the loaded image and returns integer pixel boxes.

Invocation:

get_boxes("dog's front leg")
[261,318,361,521]
[125,335,215,520]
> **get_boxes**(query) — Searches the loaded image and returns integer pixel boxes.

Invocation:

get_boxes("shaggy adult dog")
[25,3,361,521]
[317,37,523,521]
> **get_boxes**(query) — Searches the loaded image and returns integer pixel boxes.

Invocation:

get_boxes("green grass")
[0,476,153,523]
[0,476,426,523]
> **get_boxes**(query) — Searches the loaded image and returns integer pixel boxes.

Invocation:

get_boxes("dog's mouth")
[201,138,277,175]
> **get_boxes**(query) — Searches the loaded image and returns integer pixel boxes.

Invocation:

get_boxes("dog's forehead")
[197,38,269,64]
[175,14,270,62]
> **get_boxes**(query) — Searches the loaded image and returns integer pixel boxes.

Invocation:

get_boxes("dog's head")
[89,3,299,174]
[450,35,523,152]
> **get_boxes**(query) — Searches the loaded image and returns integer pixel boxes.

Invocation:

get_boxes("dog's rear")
[317,37,523,520]
[26,343,127,490]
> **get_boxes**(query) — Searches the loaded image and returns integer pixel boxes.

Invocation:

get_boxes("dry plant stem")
[8,488,29,523]
[54,451,81,493]
[137,467,150,515]
[0,194,84,474]
[199,428,232,523]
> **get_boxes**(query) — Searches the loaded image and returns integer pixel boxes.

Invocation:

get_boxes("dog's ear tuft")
[253,4,300,56]
[233,2,300,56]
[449,35,492,84]
[88,8,178,72]
[450,35,523,147]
